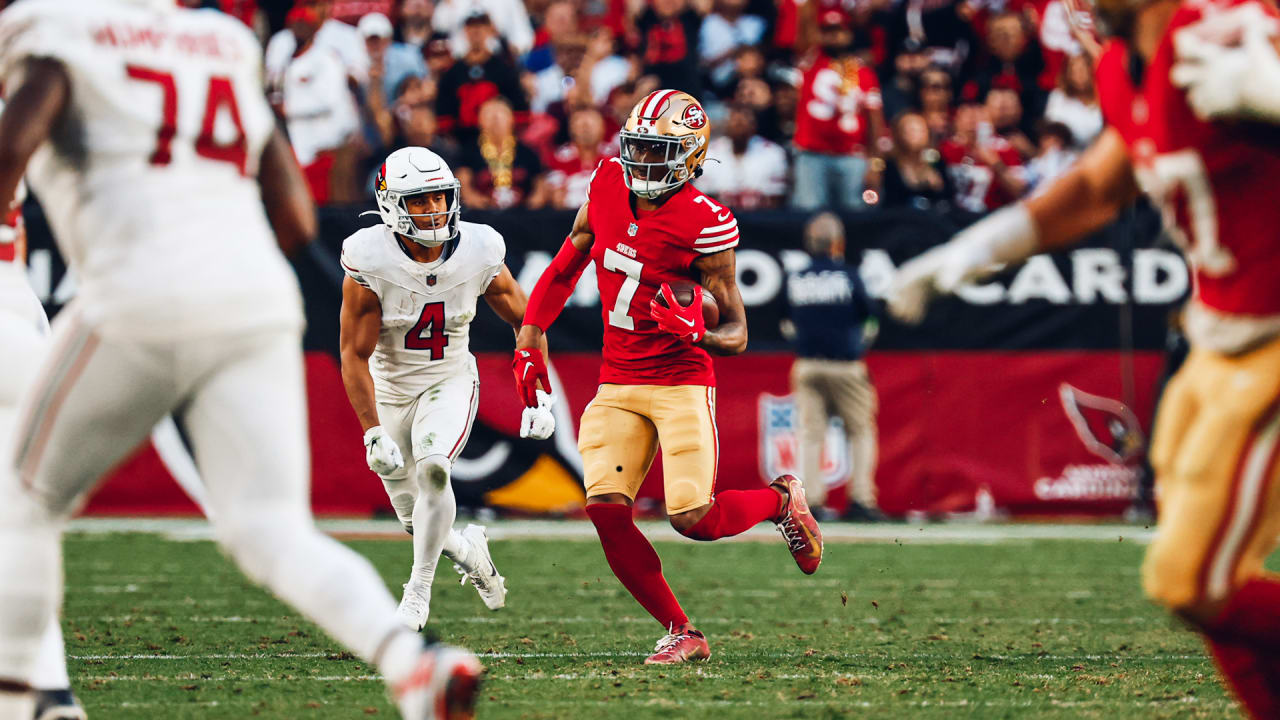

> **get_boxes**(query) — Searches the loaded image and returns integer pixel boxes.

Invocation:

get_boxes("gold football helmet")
[619,89,711,200]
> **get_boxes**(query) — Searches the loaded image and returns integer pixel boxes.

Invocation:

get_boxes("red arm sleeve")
[524,237,591,331]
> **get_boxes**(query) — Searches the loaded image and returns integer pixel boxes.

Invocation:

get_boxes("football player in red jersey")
[887,0,1280,714]
[512,89,825,665]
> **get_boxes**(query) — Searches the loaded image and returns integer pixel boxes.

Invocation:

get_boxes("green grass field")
[60,525,1256,719]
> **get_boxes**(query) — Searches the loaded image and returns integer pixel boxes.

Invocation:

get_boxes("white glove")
[887,204,1039,325]
[520,390,556,440]
[1172,5,1280,122]
[363,426,404,475]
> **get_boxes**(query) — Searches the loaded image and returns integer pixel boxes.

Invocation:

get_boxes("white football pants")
[0,302,412,688]
[376,372,480,591]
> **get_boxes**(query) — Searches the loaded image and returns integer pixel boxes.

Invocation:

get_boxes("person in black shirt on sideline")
[782,212,886,523]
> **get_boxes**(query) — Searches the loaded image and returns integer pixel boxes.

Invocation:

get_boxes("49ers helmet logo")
[681,103,707,129]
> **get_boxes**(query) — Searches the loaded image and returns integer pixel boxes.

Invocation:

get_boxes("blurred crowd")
[187,0,1103,215]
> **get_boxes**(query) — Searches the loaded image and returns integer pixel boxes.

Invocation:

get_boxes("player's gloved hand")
[887,204,1038,324]
[520,390,556,440]
[1172,5,1280,122]
[649,283,705,343]
[512,347,550,408]
[363,426,404,475]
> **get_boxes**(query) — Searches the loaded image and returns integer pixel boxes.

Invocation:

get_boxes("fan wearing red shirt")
[513,90,825,665]
[938,99,1028,213]
[792,11,886,211]
[889,0,1280,714]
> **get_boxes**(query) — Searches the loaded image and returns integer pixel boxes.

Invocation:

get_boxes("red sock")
[586,503,688,629]
[1206,634,1280,718]
[1210,577,1280,649]
[682,488,784,541]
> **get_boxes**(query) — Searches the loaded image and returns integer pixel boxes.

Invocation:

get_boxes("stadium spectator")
[708,44,766,101]
[265,0,370,96]
[359,12,427,102]
[696,104,788,210]
[699,0,768,91]
[278,4,361,205]
[434,0,536,57]
[917,65,955,142]
[1025,120,1077,191]
[1043,52,1102,147]
[972,12,1046,119]
[530,28,629,115]
[880,37,931,123]
[457,97,549,208]
[424,33,456,77]
[525,0,580,73]
[882,0,978,75]
[531,33,589,112]
[435,10,530,139]
[635,0,706,97]
[791,11,885,211]
[396,0,436,47]
[545,107,616,209]
[985,83,1034,158]
[783,212,885,523]
[879,111,951,211]
[577,26,632,106]
[940,99,1027,214]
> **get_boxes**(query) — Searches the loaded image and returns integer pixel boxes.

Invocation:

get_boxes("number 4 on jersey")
[405,302,449,359]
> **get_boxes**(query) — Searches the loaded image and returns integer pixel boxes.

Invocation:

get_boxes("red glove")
[648,283,705,344]
[512,347,550,408]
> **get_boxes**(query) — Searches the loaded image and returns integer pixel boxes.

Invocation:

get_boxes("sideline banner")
[24,203,1183,517]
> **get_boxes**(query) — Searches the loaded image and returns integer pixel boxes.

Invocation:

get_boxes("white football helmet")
[373,147,461,247]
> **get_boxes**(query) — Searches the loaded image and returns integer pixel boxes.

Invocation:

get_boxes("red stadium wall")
[82,350,1164,518]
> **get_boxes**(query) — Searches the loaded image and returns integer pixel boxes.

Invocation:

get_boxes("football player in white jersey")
[0,2,479,719]
[340,146,555,630]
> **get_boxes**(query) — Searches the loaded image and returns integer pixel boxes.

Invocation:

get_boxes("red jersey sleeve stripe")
[700,219,737,234]
[696,229,740,245]
[695,239,739,253]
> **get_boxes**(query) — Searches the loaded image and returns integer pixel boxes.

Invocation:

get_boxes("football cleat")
[396,582,431,631]
[32,688,86,720]
[454,524,506,611]
[392,645,483,720]
[644,623,711,665]
[771,474,824,574]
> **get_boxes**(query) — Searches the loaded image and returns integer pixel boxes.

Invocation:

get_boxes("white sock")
[381,476,418,532]
[31,620,70,690]
[0,489,61,685]
[408,455,457,589]
[376,628,425,689]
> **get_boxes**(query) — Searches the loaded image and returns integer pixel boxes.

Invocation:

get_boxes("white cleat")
[396,582,431,631]
[392,645,483,720]
[454,524,506,610]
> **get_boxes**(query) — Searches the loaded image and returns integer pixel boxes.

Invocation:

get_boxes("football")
[656,282,720,329]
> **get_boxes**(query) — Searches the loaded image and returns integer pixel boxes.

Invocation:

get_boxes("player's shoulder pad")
[459,220,507,267]
[0,0,81,79]
[339,225,389,286]
[686,188,739,254]
[585,156,624,200]
[193,6,266,58]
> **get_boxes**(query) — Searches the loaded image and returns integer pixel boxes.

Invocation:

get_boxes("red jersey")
[1096,0,1280,352]
[939,136,1026,213]
[545,142,617,210]
[794,53,882,155]
[586,158,739,387]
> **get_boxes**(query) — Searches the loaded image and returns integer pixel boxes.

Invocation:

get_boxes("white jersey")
[0,0,302,339]
[340,222,505,404]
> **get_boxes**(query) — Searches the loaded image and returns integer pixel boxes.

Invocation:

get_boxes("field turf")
[60,525,1258,719]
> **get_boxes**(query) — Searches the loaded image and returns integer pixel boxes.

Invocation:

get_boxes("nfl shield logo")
[627,222,638,237]
[758,393,851,488]
[426,275,437,286]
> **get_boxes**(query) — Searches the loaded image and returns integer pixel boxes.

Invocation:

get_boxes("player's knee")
[669,505,711,538]
[665,480,707,526]
[417,454,451,492]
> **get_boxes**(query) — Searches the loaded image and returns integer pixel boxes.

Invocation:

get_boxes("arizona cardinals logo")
[1059,384,1145,465]
[682,103,707,129]
[376,163,387,192]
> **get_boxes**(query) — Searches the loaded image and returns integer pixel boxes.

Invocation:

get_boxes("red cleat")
[770,474,823,574]
[643,623,711,665]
